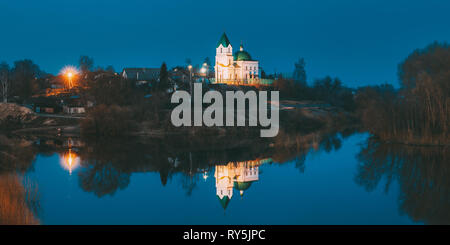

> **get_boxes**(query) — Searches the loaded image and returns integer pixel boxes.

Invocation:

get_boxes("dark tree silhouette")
[293,58,307,85]
[356,42,450,144]
[0,62,10,102]
[79,56,94,73]
[10,60,42,99]
[355,140,450,224]
[158,62,170,91]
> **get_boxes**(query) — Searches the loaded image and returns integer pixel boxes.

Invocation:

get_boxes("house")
[122,68,160,85]
[32,97,62,114]
[63,105,85,114]
[170,68,189,83]
[62,95,86,114]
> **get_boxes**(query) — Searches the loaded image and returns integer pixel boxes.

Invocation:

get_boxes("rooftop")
[217,32,231,48]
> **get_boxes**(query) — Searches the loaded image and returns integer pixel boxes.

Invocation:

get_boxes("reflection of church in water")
[215,158,272,210]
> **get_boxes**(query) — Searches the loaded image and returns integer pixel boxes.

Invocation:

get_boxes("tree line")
[355,42,449,145]
[272,57,355,111]
[0,55,117,103]
[0,60,45,102]
[275,42,448,144]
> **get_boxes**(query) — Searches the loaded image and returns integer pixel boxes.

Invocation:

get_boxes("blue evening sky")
[0,0,449,87]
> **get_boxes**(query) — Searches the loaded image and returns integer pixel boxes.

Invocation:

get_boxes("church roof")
[217,195,231,210]
[217,33,231,48]
[234,50,253,61]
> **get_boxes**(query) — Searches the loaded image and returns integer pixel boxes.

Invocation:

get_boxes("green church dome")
[233,181,253,191]
[234,50,252,61]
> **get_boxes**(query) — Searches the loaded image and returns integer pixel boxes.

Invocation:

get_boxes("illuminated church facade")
[214,159,271,210]
[214,33,260,85]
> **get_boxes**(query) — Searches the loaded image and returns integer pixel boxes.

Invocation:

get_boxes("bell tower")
[215,33,233,82]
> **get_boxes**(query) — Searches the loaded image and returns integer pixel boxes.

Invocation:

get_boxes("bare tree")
[0,62,10,103]
[79,56,94,73]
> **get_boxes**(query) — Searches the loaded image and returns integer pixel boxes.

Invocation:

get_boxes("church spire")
[217,32,231,48]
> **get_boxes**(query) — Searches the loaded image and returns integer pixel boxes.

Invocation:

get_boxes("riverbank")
[0,101,363,160]
[0,101,357,149]
[0,103,81,136]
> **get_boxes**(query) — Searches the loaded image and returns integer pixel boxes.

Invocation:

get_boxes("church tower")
[215,33,234,82]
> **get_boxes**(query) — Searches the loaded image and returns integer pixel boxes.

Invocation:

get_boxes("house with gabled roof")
[121,68,160,85]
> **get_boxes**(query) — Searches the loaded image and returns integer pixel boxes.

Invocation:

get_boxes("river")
[0,131,448,224]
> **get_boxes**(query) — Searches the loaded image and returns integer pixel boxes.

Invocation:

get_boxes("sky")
[0,0,449,87]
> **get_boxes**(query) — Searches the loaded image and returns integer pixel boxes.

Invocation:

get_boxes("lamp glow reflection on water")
[60,149,80,175]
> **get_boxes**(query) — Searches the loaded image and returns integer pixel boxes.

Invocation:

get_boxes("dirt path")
[12,125,80,134]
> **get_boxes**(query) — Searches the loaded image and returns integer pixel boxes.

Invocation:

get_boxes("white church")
[214,33,260,85]
[214,158,272,210]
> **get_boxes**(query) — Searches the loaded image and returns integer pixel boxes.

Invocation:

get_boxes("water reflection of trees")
[76,137,273,197]
[272,129,348,173]
[0,135,37,173]
[76,129,349,197]
[355,139,450,224]
[0,135,40,224]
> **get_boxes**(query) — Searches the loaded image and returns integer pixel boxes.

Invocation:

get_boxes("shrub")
[81,105,137,137]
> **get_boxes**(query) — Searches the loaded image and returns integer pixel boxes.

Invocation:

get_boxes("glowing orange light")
[60,149,80,175]
[60,66,79,89]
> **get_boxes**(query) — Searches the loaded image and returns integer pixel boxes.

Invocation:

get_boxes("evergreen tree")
[158,62,170,91]
[293,58,307,85]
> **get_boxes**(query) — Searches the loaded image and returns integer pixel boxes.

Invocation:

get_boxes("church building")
[214,33,260,85]
[214,158,272,210]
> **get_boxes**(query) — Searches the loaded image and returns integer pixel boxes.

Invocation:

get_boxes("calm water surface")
[2,132,449,225]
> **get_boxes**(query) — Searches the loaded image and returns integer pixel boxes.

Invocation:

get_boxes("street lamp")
[200,67,207,84]
[188,65,193,95]
[61,66,78,90]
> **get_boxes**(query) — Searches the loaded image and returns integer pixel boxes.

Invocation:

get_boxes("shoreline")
[1,102,446,147]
